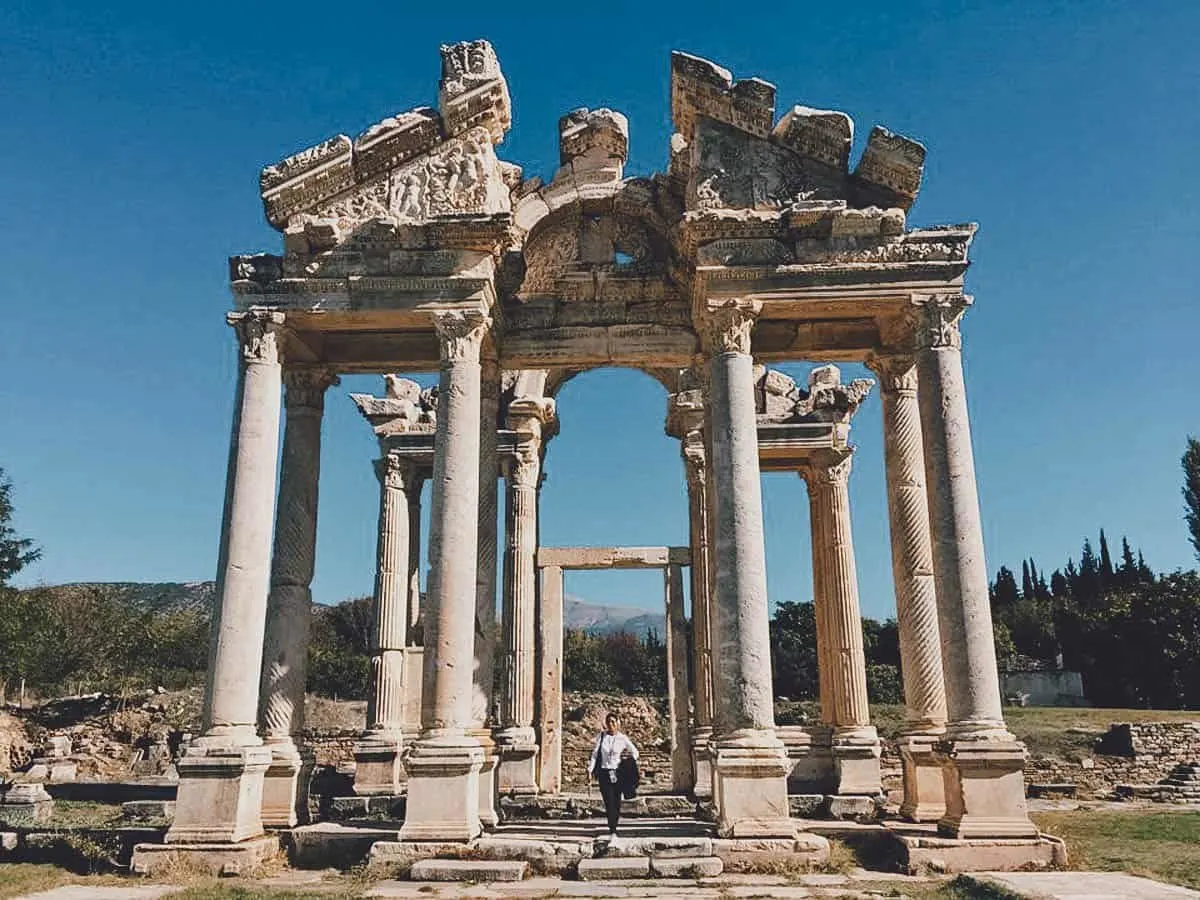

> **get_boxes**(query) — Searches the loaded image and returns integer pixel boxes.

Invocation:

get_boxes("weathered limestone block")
[0,783,53,826]
[853,126,926,210]
[577,856,651,880]
[772,105,854,171]
[438,40,511,141]
[354,108,444,184]
[671,51,775,140]
[559,107,629,176]
[410,858,528,882]
[261,135,355,229]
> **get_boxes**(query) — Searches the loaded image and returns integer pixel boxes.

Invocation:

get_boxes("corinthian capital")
[228,309,285,365]
[375,453,420,492]
[864,353,917,395]
[912,294,971,352]
[702,300,761,356]
[505,441,541,489]
[681,431,706,488]
[284,368,340,412]
[800,448,854,486]
[433,311,492,363]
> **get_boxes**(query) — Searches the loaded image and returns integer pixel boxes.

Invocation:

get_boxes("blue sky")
[2,1,1197,620]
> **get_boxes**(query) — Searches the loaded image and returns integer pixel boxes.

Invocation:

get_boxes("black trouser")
[598,769,621,831]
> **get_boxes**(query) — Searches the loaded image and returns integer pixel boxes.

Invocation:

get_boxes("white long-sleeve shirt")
[588,731,639,774]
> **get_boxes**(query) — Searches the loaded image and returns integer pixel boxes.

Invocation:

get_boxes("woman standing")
[588,712,640,835]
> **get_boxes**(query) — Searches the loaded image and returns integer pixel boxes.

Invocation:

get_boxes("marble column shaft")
[682,434,715,731]
[912,300,1005,735]
[665,562,694,791]
[407,476,424,638]
[804,452,871,730]
[473,355,500,728]
[499,443,540,735]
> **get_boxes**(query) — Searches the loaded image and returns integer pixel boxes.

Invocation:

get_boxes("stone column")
[167,310,282,845]
[495,402,550,794]
[866,353,948,822]
[353,452,419,796]
[802,450,881,799]
[912,295,1037,840]
[472,352,500,827]
[407,475,424,638]
[665,562,695,792]
[682,432,715,799]
[258,367,337,827]
[703,302,792,839]
[400,312,490,842]
[536,564,564,793]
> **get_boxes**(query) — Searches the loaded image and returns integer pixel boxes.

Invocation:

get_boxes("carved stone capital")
[284,368,340,412]
[800,448,854,487]
[433,312,492,363]
[505,441,541,489]
[375,453,420,493]
[912,294,971,352]
[506,396,556,435]
[228,310,285,365]
[682,431,707,488]
[702,301,761,356]
[864,354,917,395]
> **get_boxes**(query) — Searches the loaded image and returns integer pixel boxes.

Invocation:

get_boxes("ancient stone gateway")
[132,40,1059,874]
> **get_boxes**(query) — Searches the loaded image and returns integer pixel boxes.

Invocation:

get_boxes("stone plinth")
[132,834,280,877]
[891,829,1065,875]
[260,742,314,829]
[398,737,484,842]
[0,783,53,826]
[167,745,272,844]
[937,738,1038,840]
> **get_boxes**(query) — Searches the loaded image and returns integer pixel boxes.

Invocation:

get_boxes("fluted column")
[682,432,715,799]
[703,302,792,839]
[168,310,283,845]
[259,367,337,826]
[802,450,881,796]
[867,353,948,821]
[400,311,489,842]
[495,426,543,794]
[353,452,419,796]
[665,562,694,792]
[912,295,1036,839]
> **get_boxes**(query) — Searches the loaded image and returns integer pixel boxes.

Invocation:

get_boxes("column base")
[132,834,280,877]
[691,727,713,799]
[777,724,836,794]
[166,743,272,844]
[712,730,794,839]
[899,731,947,823]
[261,740,314,828]
[494,727,539,796]
[473,729,499,828]
[935,736,1038,839]
[890,831,1066,875]
[353,732,406,797]
[398,734,484,842]
[831,725,882,796]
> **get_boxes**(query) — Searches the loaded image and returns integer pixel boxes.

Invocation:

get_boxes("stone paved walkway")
[963,872,1200,899]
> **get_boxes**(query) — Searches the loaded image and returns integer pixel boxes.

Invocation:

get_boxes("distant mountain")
[21,581,216,614]
[563,595,666,637]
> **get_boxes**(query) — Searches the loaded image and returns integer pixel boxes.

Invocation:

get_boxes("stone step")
[577,856,651,880]
[649,855,724,877]
[597,834,713,858]
[408,858,528,882]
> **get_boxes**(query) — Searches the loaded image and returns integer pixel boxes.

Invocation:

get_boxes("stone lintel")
[756,422,845,472]
[670,51,776,141]
[536,546,690,570]
[500,325,698,370]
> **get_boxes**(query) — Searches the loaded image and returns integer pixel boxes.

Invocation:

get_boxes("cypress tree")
[1021,560,1035,601]
[1099,529,1115,583]
[1183,437,1200,563]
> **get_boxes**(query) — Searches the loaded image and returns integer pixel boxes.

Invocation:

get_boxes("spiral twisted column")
[801,449,881,796]
[866,353,948,820]
[911,295,1036,838]
[259,366,337,825]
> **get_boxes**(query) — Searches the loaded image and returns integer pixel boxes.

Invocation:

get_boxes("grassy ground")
[1033,809,1200,890]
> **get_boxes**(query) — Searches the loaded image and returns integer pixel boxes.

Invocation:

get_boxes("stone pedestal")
[495,729,539,795]
[260,741,314,829]
[899,734,946,822]
[352,733,405,796]
[167,746,272,843]
[704,304,794,839]
[831,727,882,796]
[400,738,485,842]
[937,739,1037,839]
[691,726,714,800]
[0,783,53,826]
[474,730,499,827]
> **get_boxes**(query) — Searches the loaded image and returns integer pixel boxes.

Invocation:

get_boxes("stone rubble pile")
[560,692,672,793]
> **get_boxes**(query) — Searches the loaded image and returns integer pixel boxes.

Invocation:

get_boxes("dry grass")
[0,862,125,899]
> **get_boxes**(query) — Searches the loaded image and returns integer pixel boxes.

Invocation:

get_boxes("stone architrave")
[800,449,881,797]
[400,312,490,842]
[472,351,501,827]
[664,563,694,792]
[167,310,282,845]
[911,295,1037,840]
[703,302,793,839]
[258,367,337,828]
[495,397,554,795]
[682,431,715,799]
[354,452,421,796]
[866,353,948,822]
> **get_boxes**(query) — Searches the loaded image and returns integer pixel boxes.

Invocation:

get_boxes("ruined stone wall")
[1025,722,1200,797]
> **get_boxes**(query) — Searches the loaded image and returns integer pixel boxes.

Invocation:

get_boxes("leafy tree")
[991,566,1020,608]
[769,601,819,700]
[0,469,40,586]
[1184,437,1200,563]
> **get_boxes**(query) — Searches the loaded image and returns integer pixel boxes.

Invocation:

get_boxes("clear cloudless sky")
[2,0,1198,620]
